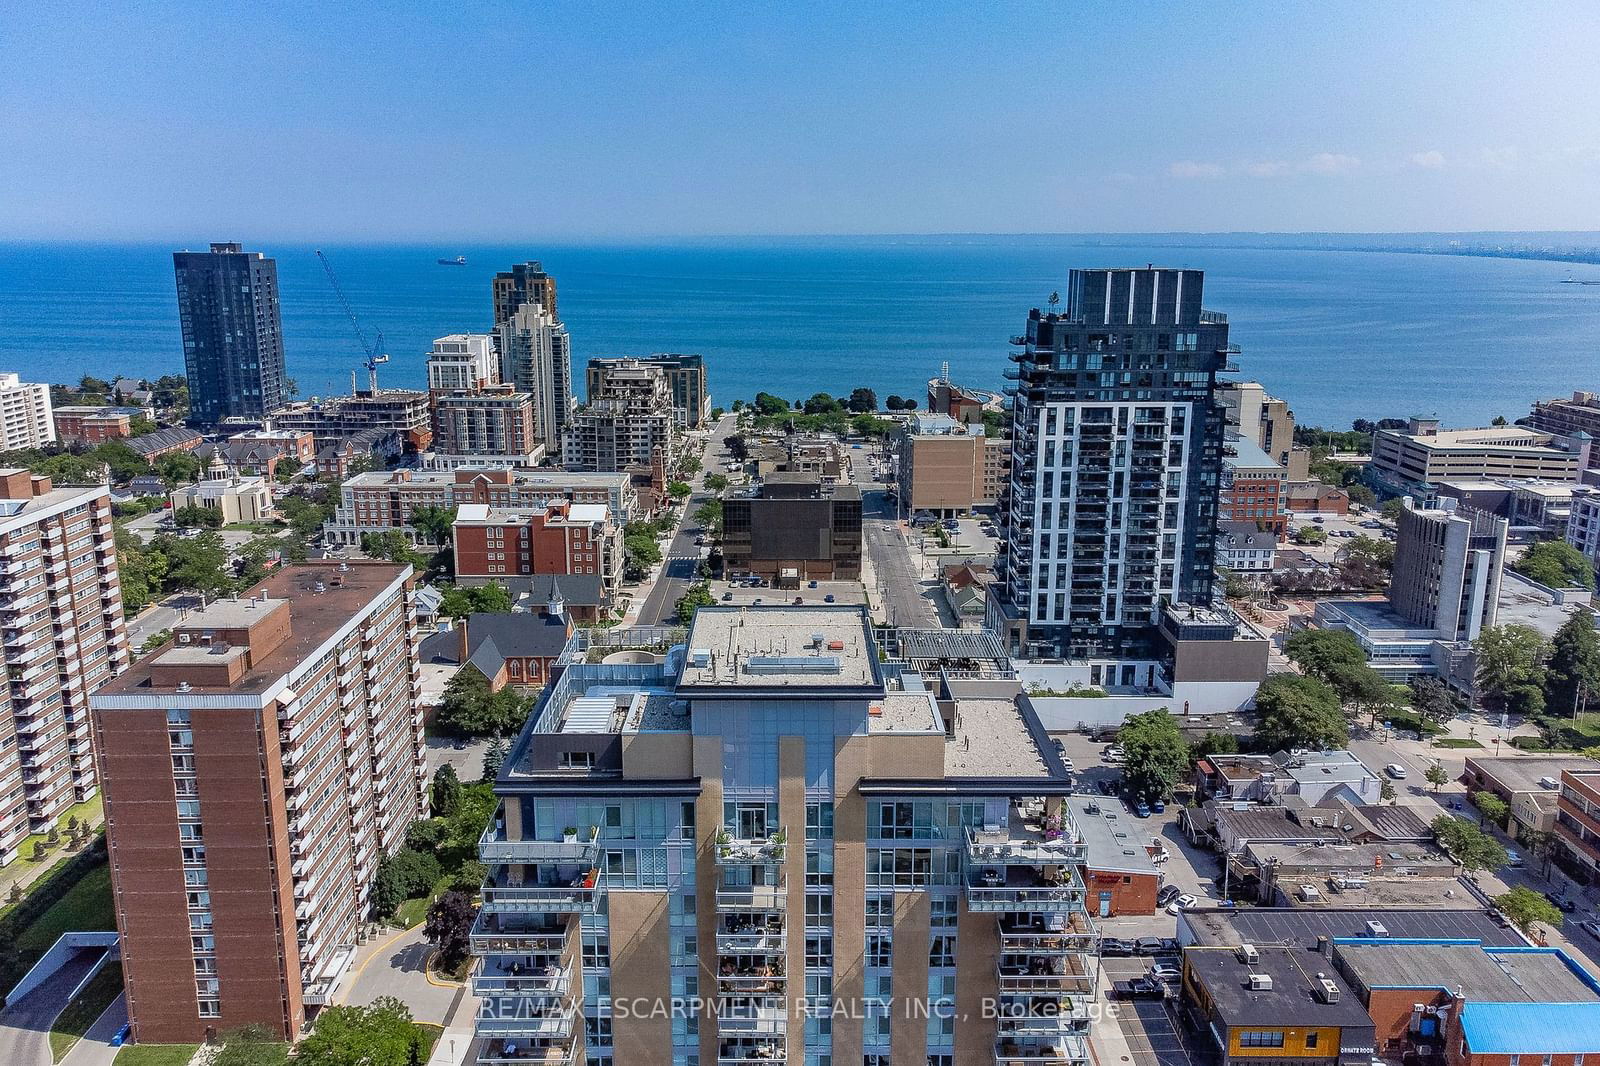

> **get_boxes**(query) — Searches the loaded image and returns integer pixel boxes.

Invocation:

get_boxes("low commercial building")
[1278,750,1382,805]
[1461,754,1598,845]
[1215,521,1277,587]
[1243,841,1459,906]
[1191,754,1282,803]
[91,563,427,1042]
[894,413,1008,516]
[170,476,273,524]
[1369,416,1587,496]
[0,372,56,450]
[54,405,139,443]
[1220,435,1287,534]
[325,467,635,546]
[940,562,994,622]
[453,501,621,599]
[1155,603,1270,715]
[1554,764,1600,886]
[721,473,863,585]
[1073,795,1159,915]
[1179,906,1524,950]
[1180,942,1377,1065]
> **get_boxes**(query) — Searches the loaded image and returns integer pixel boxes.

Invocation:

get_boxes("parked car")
[111,1024,131,1048]
[1545,891,1579,913]
[1097,779,1117,796]
[823,593,836,602]
[1385,763,1408,779]
[1104,745,1126,762]
[1151,798,1166,814]
[721,592,733,601]
[1111,977,1162,999]
[1579,919,1600,940]
[1135,936,1165,956]
[1133,800,1150,818]
[808,580,819,588]
[1100,937,1135,957]
[1148,963,1181,981]
[1165,893,1198,915]
[1504,849,1523,867]
[1156,884,1183,907]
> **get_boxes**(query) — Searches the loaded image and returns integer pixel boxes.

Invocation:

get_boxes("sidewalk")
[0,800,104,901]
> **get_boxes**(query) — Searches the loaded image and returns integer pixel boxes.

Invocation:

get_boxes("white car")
[1148,964,1180,981]
[1104,745,1126,763]
[1579,919,1600,940]
[1165,893,1197,915]
[1385,764,1408,779]
[1504,850,1523,867]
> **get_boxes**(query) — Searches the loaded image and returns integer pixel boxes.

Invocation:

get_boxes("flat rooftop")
[101,563,410,696]
[1467,755,1599,794]
[1247,841,1456,872]
[1072,797,1159,876]
[1181,907,1525,949]
[944,697,1050,778]
[867,690,943,733]
[678,606,880,691]
[1388,425,1561,449]
[1337,942,1600,1004]
[1280,877,1482,910]
[0,482,107,531]
[1185,943,1373,1030]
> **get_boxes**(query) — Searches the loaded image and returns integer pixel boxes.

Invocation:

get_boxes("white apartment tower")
[0,373,56,451]
[497,305,575,456]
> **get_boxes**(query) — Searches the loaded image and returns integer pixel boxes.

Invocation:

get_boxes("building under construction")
[267,387,433,455]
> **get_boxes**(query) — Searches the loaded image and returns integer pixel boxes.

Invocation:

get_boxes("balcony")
[480,823,600,864]
[995,960,1095,997]
[469,914,572,955]
[716,884,786,911]
[718,1046,787,1065]
[998,912,1097,955]
[471,957,574,999]
[717,999,788,1035]
[714,828,789,868]
[965,866,1085,913]
[994,1036,1091,1065]
[995,998,1091,1034]
[476,1040,579,1066]
[474,998,578,1040]
[965,817,1087,868]
[716,915,786,956]
[480,867,603,915]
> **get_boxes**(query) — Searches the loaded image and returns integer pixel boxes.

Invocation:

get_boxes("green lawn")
[1433,737,1484,749]
[1529,711,1600,751]
[17,862,117,955]
[50,964,124,1061]
[224,520,289,533]
[414,1023,444,1058]
[115,1046,200,1066]
[5,797,102,882]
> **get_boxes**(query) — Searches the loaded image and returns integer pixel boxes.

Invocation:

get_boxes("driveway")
[336,926,463,1026]
[1115,998,1207,1066]
[59,992,126,1066]
[0,949,105,1066]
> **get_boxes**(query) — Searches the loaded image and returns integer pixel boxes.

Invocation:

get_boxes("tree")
[1408,675,1456,723]
[693,499,724,534]
[409,505,458,546]
[431,765,463,818]
[1475,624,1550,712]
[424,890,478,974]
[1346,484,1377,507]
[1493,885,1563,936]
[1431,814,1509,872]
[1545,613,1600,719]
[1379,778,1397,803]
[1190,731,1240,762]
[1219,568,1250,600]
[371,847,443,920]
[154,451,202,487]
[723,434,749,461]
[846,387,878,413]
[1254,674,1349,752]
[481,736,510,782]
[1491,415,1510,427]
[1515,539,1595,590]
[438,582,513,620]
[675,581,715,624]
[1472,790,1510,829]
[295,996,418,1066]
[361,530,430,570]
[158,529,232,598]
[1116,710,1189,801]
[667,480,692,500]
[704,472,729,492]
[210,1024,290,1066]
[116,525,165,614]
[435,667,530,738]
[624,532,663,580]
[1378,496,1403,518]
[885,394,905,410]
[93,440,150,484]
[1338,536,1395,587]
[1324,661,1397,725]
[1424,764,1449,791]
[752,392,789,416]
[274,455,304,483]
[172,505,223,529]
[1284,628,1367,682]
[1294,525,1327,546]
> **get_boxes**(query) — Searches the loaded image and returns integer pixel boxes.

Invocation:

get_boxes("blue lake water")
[2,236,1597,427]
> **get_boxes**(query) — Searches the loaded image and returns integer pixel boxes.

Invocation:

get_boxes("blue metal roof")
[1458,1002,1600,1054]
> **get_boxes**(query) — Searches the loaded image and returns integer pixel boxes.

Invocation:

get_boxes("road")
[0,949,104,1066]
[633,413,737,626]
[861,488,938,628]
[59,993,126,1066]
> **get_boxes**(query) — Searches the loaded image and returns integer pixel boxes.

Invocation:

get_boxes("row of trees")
[1474,615,1600,724]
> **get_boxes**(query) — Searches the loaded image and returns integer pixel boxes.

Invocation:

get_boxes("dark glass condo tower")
[173,242,287,424]
[989,267,1232,659]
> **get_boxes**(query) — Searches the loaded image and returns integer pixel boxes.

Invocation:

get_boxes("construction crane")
[315,249,389,394]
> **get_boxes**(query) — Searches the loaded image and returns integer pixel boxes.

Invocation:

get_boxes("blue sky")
[4,2,1598,239]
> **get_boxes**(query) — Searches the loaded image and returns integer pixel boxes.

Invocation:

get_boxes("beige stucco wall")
[608,890,673,1065]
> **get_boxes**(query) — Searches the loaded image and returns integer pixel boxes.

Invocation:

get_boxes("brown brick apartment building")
[90,563,428,1043]
[721,474,863,585]
[894,413,1008,516]
[0,470,129,866]
[452,501,621,596]
[53,406,136,443]
[1555,765,1600,886]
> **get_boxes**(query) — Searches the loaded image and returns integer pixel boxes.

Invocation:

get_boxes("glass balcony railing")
[479,823,600,864]
[993,1035,1092,1065]
[714,828,790,868]
[480,867,602,914]
[474,997,579,1040]
[471,956,574,998]
[476,1039,579,1066]
[966,824,1088,867]
[715,884,786,911]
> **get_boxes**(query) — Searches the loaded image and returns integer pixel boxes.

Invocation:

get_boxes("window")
[559,751,596,770]
[1238,1031,1284,1049]
[1305,1032,1317,1049]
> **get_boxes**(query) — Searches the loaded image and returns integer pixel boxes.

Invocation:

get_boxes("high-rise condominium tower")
[493,260,559,327]
[174,243,287,423]
[988,267,1232,659]
[497,304,575,456]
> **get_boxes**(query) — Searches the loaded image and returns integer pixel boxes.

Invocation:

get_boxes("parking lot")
[708,575,866,608]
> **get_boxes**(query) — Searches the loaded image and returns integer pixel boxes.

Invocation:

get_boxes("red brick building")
[1286,482,1352,514]
[91,563,427,1043]
[1555,765,1600,886]
[54,406,136,443]
[452,501,621,595]
[1222,435,1288,534]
